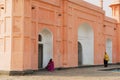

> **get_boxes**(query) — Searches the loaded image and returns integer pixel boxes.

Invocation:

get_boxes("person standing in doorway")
[104,52,109,67]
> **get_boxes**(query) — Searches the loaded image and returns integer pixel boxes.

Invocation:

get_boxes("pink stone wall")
[65,0,105,66]
[0,0,120,71]
[11,0,32,71]
[11,0,63,70]
[110,2,120,63]
[117,23,120,61]
[0,0,12,71]
[104,17,118,63]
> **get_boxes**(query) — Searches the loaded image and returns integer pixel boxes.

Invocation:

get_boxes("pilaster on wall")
[110,3,120,62]
[62,0,78,67]
[117,23,120,62]
[11,0,32,71]
[62,0,69,67]
[0,0,12,71]
[23,0,33,70]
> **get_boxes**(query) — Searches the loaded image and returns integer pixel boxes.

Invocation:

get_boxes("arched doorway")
[38,29,53,68]
[106,39,112,63]
[78,42,82,65]
[78,23,94,65]
[38,34,43,69]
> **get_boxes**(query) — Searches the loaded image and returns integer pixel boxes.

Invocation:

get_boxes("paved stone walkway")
[0,65,120,80]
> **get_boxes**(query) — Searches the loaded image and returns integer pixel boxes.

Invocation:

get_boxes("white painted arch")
[78,23,94,65]
[106,38,112,63]
[38,28,53,68]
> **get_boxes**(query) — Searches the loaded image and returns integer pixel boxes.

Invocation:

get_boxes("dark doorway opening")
[78,42,82,66]
[38,44,43,69]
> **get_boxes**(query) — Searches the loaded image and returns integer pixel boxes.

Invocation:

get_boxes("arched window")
[38,34,42,42]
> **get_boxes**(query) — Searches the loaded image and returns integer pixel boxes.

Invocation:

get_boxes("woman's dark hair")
[50,59,52,62]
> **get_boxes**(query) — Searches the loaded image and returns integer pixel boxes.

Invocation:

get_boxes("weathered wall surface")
[110,1,120,63]
[0,0,12,71]
[117,23,120,62]
[11,0,63,70]
[104,17,118,63]
[11,0,32,71]
[31,0,63,69]
[10,0,120,70]
[0,0,119,71]
[61,0,118,66]
[64,0,105,66]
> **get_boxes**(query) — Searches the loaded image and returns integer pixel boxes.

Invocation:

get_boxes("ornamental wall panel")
[41,0,60,6]
[1,23,4,34]
[56,27,62,41]
[67,14,73,28]
[31,22,36,37]
[32,8,36,20]
[31,39,37,69]
[0,39,4,54]
[55,12,62,26]
[13,17,22,33]
[11,53,23,70]
[13,0,23,15]
[105,26,114,36]
[24,0,31,17]
[0,20,4,34]
[13,38,22,53]
[11,37,23,70]
[5,17,11,35]
[6,0,11,15]
[38,7,55,25]
[24,38,31,69]
[5,37,11,53]
[24,18,31,36]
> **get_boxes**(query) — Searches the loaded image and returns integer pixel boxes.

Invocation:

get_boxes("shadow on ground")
[30,65,120,77]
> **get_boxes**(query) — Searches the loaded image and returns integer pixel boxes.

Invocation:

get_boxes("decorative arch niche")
[106,38,112,63]
[78,23,94,65]
[38,28,53,68]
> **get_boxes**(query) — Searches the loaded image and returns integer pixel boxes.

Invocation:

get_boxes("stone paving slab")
[0,65,120,80]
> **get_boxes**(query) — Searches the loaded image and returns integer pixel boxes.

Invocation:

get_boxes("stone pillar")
[11,0,32,72]
[0,0,12,71]
[62,0,69,67]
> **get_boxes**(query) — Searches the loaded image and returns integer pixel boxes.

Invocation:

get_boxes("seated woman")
[45,59,54,71]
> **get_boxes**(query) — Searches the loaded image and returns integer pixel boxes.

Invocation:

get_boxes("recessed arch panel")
[106,38,112,63]
[38,28,53,68]
[78,23,94,65]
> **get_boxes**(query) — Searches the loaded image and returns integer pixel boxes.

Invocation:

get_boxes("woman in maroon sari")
[46,59,54,71]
